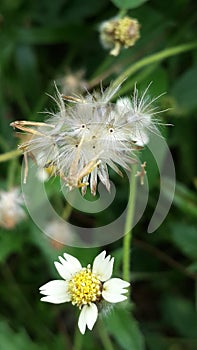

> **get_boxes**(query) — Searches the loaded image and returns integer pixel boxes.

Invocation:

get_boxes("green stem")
[113,41,197,87]
[118,9,127,18]
[97,319,114,350]
[0,149,22,162]
[123,163,137,284]
[7,158,18,189]
[73,328,83,350]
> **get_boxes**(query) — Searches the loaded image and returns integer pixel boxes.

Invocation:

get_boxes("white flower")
[11,81,164,195]
[0,188,26,229]
[39,251,130,334]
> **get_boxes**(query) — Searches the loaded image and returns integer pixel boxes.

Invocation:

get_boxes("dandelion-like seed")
[10,81,164,195]
[39,251,130,334]
[0,188,26,229]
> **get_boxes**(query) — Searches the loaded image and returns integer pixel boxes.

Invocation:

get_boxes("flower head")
[11,81,163,195]
[57,69,87,96]
[99,16,140,56]
[39,251,130,334]
[0,188,26,229]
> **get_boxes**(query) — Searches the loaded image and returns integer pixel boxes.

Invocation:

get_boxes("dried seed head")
[0,188,26,229]
[11,81,165,195]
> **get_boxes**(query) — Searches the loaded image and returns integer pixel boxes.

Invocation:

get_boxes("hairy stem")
[97,319,114,350]
[0,149,22,162]
[73,329,83,350]
[123,163,137,285]
[114,41,197,86]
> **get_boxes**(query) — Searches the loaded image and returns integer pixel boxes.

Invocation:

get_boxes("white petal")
[63,253,82,270]
[40,295,70,304]
[102,292,128,303]
[92,251,114,282]
[54,255,82,280]
[54,261,71,280]
[102,278,130,303]
[103,278,130,290]
[39,280,69,296]
[78,309,86,335]
[39,280,71,304]
[78,304,98,334]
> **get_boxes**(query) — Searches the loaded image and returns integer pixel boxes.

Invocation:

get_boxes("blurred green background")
[0,0,197,349]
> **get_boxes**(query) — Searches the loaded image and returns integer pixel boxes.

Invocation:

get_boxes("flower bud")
[100,16,140,56]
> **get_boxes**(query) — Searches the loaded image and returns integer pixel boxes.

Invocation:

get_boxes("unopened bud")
[100,16,140,56]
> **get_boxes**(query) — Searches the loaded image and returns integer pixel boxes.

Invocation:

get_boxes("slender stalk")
[123,164,137,284]
[7,158,18,189]
[73,328,83,350]
[97,319,114,350]
[113,41,197,87]
[0,149,22,162]
[118,9,127,18]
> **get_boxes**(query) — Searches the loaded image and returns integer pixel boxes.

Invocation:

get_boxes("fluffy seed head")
[11,81,164,195]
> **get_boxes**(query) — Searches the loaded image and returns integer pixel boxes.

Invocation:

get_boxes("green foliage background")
[0,0,197,349]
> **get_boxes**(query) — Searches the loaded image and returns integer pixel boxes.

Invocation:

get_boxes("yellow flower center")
[114,17,140,48]
[68,267,102,308]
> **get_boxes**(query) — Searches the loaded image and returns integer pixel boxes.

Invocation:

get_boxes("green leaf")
[0,320,46,350]
[145,333,170,350]
[14,45,41,103]
[103,307,145,350]
[161,296,197,338]
[0,319,65,350]
[111,0,148,10]
[171,222,197,260]
[171,66,197,112]
[0,231,25,263]
[162,179,197,218]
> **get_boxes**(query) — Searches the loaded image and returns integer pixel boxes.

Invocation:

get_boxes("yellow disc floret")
[100,16,140,56]
[114,17,140,48]
[68,267,102,308]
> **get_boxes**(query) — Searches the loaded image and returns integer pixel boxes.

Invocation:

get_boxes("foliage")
[0,0,197,349]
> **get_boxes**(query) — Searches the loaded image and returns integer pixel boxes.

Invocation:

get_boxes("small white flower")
[0,188,26,229]
[39,251,130,334]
